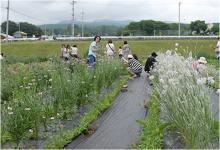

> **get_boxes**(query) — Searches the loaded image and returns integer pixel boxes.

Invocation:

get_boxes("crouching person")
[124,54,142,78]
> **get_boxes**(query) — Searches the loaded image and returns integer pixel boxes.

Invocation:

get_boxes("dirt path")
[66,72,150,149]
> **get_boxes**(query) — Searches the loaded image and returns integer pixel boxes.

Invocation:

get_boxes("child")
[63,45,70,61]
[71,45,79,58]
[60,44,65,58]
[118,46,123,59]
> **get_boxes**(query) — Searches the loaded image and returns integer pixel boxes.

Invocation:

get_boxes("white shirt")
[62,48,69,58]
[71,47,78,55]
[106,43,115,55]
[0,55,3,60]
[216,40,220,51]
[118,48,123,55]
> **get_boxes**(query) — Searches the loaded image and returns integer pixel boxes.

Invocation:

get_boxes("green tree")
[211,23,219,35]
[1,20,18,35]
[19,22,43,37]
[190,20,207,35]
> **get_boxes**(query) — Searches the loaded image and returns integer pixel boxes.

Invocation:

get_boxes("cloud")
[1,0,219,25]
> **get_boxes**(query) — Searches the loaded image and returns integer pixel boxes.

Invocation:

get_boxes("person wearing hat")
[215,37,220,60]
[193,57,207,74]
[144,52,158,74]
[124,54,142,77]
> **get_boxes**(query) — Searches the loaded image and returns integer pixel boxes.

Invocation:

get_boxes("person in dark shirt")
[144,52,157,73]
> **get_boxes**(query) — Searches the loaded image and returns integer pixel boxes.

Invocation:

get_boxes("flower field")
[137,49,219,149]
[1,57,128,148]
[1,39,219,149]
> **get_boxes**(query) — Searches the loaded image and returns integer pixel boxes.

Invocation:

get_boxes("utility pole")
[72,0,76,37]
[178,1,181,37]
[44,25,46,36]
[18,22,20,32]
[6,0,10,42]
[81,10,84,37]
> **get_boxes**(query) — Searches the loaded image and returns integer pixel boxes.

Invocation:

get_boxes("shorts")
[87,55,96,66]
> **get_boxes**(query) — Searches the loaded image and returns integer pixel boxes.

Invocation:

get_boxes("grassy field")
[1,39,217,60]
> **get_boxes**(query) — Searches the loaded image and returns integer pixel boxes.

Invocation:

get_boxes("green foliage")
[135,91,168,149]
[1,57,127,147]
[1,20,19,35]
[1,20,43,37]
[122,20,190,36]
[190,20,207,35]
[44,79,127,149]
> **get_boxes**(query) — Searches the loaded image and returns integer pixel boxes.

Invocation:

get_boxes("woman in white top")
[71,45,78,58]
[122,41,131,59]
[106,39,115,58]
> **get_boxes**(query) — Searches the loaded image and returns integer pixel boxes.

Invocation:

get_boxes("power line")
[9,7,47,23]
[72,0,76,37]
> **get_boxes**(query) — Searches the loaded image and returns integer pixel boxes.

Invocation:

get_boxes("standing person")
[144,52,157,73]
[70,44,79,58]
[106,39,115,59]
[87,35,101,67]
[122,41,131,59]
[215,37,220,60]
[118,46,123,59]
[60,44,66,58]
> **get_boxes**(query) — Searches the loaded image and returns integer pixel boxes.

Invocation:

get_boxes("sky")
[1,0,220,25]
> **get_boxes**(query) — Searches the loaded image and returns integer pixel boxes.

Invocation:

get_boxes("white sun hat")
[128,54,133,59]
[198,57,207,64]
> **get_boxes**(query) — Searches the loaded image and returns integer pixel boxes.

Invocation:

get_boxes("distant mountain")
[57,19,131,27]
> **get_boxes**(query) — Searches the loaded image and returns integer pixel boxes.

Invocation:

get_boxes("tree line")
[1,20,219,37]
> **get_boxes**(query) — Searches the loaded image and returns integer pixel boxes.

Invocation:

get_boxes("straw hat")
[198,57,207,64]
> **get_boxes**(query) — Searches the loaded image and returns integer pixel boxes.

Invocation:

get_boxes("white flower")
[216,89,220,95]
[7,106,12,110]
[159,79,165,84]
[28,83,33,86]
[19,85,23,88]
[49,86,52,89]
[25,86,31,89]
[24,108,31,111]
[29,129,33,133]
[196,78,206,85]
[149,75,154,80]
[50,117,55,120]
[94,76,96,79]
[85,94,88,98]
[175,48,178,51]
[207,77,215,84]
[175,43,179,47]
[8,112,13,115]
[38,92,43,96]
[49,79,52,82]
[44,75,48,78]
[31,79,36,82]
[42,116,46,119]
[57,113,60,116]
[166,50,172,55]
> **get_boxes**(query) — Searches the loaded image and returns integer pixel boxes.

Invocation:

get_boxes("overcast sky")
[1,0,220,25]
